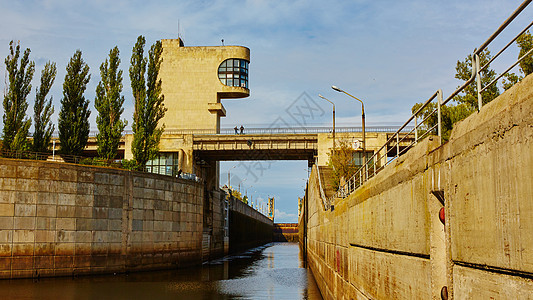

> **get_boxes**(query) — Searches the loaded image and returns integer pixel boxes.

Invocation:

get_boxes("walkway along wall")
[301,74,533,299]
[228,197,273,253]
[0,159,229,279]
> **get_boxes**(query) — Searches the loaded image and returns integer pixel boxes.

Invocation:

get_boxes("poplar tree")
[2,40,35,153]
[58,50,91,156]
[95,46,127,161]
[33,61,57,153]
[129,36,166,171]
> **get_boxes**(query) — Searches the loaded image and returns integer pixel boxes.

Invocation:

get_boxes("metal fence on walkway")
[153,126,412,136]
[0,149,201,182]
[333,0,533,201]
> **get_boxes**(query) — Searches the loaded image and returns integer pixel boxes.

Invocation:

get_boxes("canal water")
[0,242,322,300]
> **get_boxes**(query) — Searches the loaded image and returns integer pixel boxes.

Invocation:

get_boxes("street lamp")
[331,85,366,175]
[239,178,247,193]
[318,94,336,154]
[228,165,237,188]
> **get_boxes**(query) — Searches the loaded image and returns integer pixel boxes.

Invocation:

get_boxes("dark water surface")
[0,243,322,300]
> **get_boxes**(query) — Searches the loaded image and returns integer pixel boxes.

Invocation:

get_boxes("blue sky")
[0,0,531,222]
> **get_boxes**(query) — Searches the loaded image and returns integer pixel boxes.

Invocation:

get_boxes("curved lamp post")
[239,178,247,193]
[318,94,336,154]
[228,165,237,188]
[331,86,366,176]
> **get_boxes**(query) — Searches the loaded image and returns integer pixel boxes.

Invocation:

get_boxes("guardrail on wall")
[334,0,533,200]
[0,149,201,182]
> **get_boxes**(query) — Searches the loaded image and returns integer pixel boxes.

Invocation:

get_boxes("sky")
[0,0,531,222]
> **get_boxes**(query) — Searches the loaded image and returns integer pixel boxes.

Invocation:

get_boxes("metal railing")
[0,149,103,165]
[334,0,532,199]
[44,126,413,138]
[162,126,413,136]
[315,165,331,211]
[0,149,202,182]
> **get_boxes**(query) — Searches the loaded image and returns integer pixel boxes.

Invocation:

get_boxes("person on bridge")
[240,125,244,134]
[234,126,238,134]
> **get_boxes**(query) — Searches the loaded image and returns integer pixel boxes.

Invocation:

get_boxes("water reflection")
[0,243,322,300]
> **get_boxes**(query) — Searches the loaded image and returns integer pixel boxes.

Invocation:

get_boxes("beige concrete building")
[123,39,250,187]
[158,38,250,132]
[117,39,404,190]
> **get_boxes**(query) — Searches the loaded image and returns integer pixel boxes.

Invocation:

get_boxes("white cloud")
[274,209,298,223]
[0,0,530,217]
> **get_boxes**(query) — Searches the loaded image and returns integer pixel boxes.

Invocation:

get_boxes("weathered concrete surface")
[453,265,533,299]
[302,73,533,299]
[229,197,272,253]
[446,75,533,274]
[0,159,208,279]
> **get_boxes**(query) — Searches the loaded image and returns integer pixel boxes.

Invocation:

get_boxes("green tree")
[516,30,533,76]
[95,46,127,161]
[2,41,35,153]
[411,102,472,141]
[58,50,91,156]
[500,30,533,91]
[411,49,500,142]
[33,61,57,153]
[226,189,245,202]
[129,36,166,171]
[502,72,521,91]
[454,48,499,110]
[328,139,357,190]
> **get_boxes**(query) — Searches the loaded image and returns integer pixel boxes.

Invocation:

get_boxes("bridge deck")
[193,134,318,164]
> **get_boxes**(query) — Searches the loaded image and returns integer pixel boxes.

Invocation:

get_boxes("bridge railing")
[46,126,413,138]
[161,126,412,136]
[334,0,533,199]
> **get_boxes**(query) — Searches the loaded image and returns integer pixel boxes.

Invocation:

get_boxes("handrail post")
[475,53,483,110]
[414,116,418,143]
[396,134,400,159]
[365,162,368,182]
[437,89,443,139]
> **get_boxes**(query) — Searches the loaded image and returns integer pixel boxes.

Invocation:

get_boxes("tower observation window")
[218,59,249,89]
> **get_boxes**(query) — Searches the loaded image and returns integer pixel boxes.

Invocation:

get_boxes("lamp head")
[331,85,344,93]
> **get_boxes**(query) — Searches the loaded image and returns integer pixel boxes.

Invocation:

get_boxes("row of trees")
[1,36,167,171]
[412,30,533,140]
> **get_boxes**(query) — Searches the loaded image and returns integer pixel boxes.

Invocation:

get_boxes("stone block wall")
[0,159,204,279]
[302,74,533,299]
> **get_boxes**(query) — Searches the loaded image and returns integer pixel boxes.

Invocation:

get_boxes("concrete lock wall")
[0,159,208,279]
[302,73,533,299]
[273,223,299,242]
[229,197,273,253]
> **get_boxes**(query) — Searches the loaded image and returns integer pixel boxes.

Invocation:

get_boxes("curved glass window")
[218,59,249,89]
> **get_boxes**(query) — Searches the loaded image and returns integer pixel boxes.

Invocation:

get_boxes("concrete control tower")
[124,38,250,188]
[159,38,250,131]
